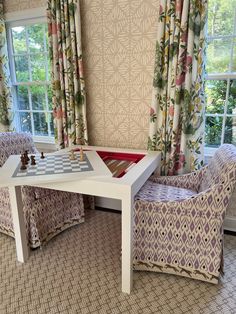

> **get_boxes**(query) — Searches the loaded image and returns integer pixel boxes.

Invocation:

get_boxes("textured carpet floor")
[1,209,236,314]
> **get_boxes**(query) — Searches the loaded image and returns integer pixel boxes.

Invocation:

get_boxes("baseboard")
[95,197,121,211]
[95,206,121,214]
[224,216,236,232]
[95,197,236,233]
[94,207,236,235]
[224,230,236,236]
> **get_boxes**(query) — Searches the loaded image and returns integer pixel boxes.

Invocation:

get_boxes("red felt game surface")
[74,149,145,178]
[95,151,145,178]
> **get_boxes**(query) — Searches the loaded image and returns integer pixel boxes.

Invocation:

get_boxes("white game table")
[0,145,160,294]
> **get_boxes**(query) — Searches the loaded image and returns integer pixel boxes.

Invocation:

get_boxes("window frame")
[6,16,55,144]
[205,3,236,155]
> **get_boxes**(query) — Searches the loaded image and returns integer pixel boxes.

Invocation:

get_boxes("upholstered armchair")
[133,144,236,283]
[0,132,85,248]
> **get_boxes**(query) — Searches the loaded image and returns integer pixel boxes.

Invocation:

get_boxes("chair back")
[199,144,236,192]
[0,132,38,167]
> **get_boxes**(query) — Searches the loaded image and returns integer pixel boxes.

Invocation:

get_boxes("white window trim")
[6,9,55,145]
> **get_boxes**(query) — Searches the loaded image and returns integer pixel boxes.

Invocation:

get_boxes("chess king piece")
[70,150,76,160]
[41,152,45,159]
[23,151,29,164]
[30,155,36,165]
[20,155,27,170]
[80,147,84,161]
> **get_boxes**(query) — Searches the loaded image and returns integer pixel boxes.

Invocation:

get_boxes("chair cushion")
[135,180,197,202]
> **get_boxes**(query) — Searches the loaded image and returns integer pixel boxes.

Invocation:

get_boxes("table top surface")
[0,146,161,192]
[0,150,112,188]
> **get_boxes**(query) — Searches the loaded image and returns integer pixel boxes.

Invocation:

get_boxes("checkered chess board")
[12,153,94,177]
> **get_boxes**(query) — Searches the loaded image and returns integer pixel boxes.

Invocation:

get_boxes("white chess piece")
[80,147,84,161]
[70,150,76,160]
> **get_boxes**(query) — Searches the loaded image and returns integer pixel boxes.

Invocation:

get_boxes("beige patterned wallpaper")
[4,0,159,149]
[81,0,159,148]
[4,0,46,12]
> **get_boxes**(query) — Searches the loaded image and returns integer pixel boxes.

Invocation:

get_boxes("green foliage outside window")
[205,0,236,147]
[11,23,53,137]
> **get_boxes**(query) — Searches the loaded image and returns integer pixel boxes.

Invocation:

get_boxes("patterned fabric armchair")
[0,132,85,248]
[133,144,236,283]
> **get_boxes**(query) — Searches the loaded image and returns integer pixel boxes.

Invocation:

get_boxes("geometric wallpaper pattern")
[4,0,159,150]
[81,0,159,149]
[4,0,46,11]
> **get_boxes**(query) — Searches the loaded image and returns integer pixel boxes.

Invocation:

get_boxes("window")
[7,20,54,141]
[205,0,236,150]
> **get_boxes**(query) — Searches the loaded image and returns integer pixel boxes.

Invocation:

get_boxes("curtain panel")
[0,0,12,132]
[148,0,208,175]
[47,0,88,148]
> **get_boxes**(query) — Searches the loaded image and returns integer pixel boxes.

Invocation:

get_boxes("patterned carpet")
[1,209,236,314]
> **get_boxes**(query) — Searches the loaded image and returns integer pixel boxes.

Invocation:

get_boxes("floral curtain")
[47,0,88,148]
[148,0,207,175]
[0,0,12,132]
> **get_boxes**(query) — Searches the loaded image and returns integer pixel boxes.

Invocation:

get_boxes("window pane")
[19,112,32,133]
[33,112,48,136]
[16,86,29,110]
[205,116,223,147]
[205,80,227,114]
[30,54,46,81]
[50,113,55,136]
[206,39,231,74]
[12,26,27,54]
[31,85,46,110]
[45,29,49,51]
[27,24,45,53]
[47,86,53,110]
[47,57,51,81]
[227,80,236,114]
[208,0,236,36]
[232,40,236,72]
[224,117,236,145]
[14,56,29,82]
[10,23,51,138]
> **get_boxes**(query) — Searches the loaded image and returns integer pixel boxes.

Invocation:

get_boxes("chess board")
[12,153,93,177]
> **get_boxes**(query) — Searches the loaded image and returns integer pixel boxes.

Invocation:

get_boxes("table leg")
[8,186,29,262]
[121,194,134,294]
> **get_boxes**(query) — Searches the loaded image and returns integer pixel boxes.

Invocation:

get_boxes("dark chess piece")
[41,152,45,159]
[20,155,27,170]
[20,154,25,163]
[25,150,30,162]
[30,155,36,165]
[24,152,29,165]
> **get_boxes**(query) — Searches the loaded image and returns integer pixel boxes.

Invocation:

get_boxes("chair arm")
[178,184,230,214]
[136,182,233,216]
[149,167,207,192]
